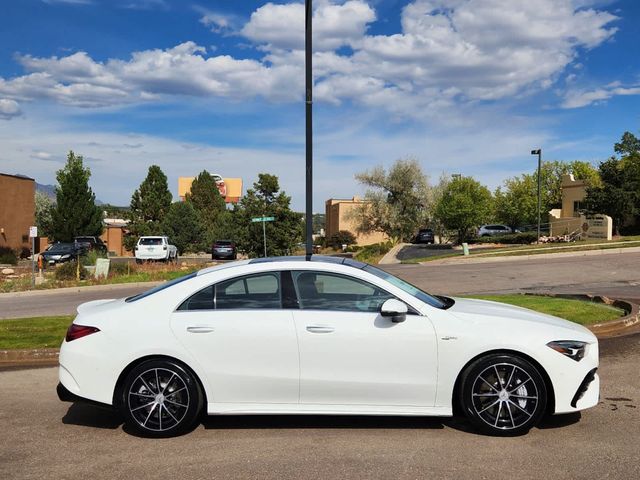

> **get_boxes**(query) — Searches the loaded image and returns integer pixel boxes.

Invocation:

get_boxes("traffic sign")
[29,226,38,238]
[251,216,275,222]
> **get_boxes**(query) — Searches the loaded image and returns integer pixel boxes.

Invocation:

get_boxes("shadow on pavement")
[62,403,122,430]
[538,412,581,429]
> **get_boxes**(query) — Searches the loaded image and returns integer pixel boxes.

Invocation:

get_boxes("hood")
[448,297,595,338]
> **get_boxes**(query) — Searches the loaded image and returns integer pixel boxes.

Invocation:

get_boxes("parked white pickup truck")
[135,236,178,263]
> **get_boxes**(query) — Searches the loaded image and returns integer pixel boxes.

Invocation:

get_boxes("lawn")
[0,315,74,349]
[467,294,625,325]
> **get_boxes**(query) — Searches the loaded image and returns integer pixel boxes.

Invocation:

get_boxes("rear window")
[139,237,163,246]
[125,272,196,303]
[215,241,233,246]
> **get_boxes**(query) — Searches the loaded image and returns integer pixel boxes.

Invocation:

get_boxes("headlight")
[547,340,587,362]
[61,254,70,259]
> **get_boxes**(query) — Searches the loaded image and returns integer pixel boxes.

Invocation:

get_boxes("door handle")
[306,325,335,334]
[186,326,215,334]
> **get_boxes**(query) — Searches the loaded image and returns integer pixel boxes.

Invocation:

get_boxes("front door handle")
[186,326,215,334]
[306,325,335,334]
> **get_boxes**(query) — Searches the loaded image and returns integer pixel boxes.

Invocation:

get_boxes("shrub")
[329,230,357,248]
[109,261,136,276]
[55,261,89,281]
[19,247,31,259]
[354,241,393,263]
[0,247,18,265]
[80,249,107,267]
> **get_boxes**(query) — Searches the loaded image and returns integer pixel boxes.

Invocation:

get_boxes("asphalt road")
[1,251,639,319]
[1,333,638,479]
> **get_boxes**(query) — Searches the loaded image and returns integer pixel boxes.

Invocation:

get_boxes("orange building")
[325,197,388,246]
[0,173,35,251]
[178,176,243,203]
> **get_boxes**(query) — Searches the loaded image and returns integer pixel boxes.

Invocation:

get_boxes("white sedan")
[57,256,599,437]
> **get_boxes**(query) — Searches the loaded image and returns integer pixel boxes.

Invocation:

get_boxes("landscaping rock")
[1,268,15,275]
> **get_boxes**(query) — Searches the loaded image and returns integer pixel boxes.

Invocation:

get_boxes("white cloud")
[0,99,22,119]
[562,82,640,108]
[0,0,620,116]
[41,0,93,5]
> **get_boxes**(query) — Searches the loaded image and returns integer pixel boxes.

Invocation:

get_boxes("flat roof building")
[325,197,388,246]
[0,173,35,252]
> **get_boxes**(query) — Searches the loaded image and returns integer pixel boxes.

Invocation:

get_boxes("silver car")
[478,224,512,237]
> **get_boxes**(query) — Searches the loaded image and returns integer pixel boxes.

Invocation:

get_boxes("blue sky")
[1,0,639,211]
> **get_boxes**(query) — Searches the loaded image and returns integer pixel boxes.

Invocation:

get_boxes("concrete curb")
[379,243,409,265]
[0,281,162,299]
[420,246,640,266]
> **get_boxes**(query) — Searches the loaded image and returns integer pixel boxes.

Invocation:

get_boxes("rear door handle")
[186,326,215,334]
[306,325,335,334]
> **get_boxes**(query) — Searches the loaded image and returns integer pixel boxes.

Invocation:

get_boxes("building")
[0,173,35,252]
[101,218,131,256]
[549,174,612,240]
[178,176,243,203]
[325,197,388,246]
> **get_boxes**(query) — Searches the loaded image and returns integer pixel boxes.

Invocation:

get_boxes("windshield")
[47,243,74,252]
[125,272,197,303]
[363,265,448,309]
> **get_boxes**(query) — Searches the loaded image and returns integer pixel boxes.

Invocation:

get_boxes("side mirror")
[380,299,408,323]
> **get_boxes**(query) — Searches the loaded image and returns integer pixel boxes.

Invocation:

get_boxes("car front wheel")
[459,354,547,436]
[120,359,203,437]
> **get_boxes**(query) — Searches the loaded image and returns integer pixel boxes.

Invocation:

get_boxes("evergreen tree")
[35,190,54,239]
[185,170,227,243]
[126,165,172,249]
[162,202,205,254]
[49,151,103,242]
[234,174,303,257]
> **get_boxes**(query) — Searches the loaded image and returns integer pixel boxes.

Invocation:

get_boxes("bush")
[469,232,538,245]
[329,230,357,248]
[80,249,107,267]
[0,247,18,265]
[55,261,89,280]
[109,261,136,276]
[354,241,393,263]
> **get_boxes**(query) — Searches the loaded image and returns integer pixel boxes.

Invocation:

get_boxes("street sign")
[251,216,275,222]
[29,226,38,238]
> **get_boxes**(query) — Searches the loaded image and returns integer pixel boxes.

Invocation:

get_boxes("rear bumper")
[57,382,113,409]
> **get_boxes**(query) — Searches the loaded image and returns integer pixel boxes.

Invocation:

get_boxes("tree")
[185,170,227,244]
[435,177,493,244]
[614,131,640,156]
[34,190,54,238]
[126,165,173,249]
[161,202,205,254]
[349,158,432,243]
[329,230,357,248]
[49,151,103,242]
[234,174,303,257]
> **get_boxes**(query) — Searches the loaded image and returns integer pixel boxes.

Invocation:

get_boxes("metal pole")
[31,236,35,288]
[263,219,267,258]
[534,149,542,243]
[305,0,313,257]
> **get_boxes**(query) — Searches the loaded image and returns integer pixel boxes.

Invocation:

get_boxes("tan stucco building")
[325,197,388,246]
[0,173,35,251]
[549,174,587,235]
[178,177,243,203]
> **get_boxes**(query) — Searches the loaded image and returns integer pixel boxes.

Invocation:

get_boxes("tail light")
[66,324,100,342]
[163,245,167,250]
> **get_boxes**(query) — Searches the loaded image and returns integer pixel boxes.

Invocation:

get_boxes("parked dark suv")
[212,240,237,260]
[74,236,108,254]
[413,228,435,244]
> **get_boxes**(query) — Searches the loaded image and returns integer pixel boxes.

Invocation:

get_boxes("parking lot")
[0,331,638,479]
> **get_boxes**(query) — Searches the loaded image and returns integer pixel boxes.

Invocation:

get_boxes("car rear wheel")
[120,359,203,437]
[459,354,547,436]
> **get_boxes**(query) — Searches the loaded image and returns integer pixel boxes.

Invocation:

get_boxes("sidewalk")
[0,280,162,298]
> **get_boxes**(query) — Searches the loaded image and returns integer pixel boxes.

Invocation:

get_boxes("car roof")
[196,255,367,277]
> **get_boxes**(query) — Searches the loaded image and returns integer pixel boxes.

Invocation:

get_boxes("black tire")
[459,354,547,436]
[119,359,203,437]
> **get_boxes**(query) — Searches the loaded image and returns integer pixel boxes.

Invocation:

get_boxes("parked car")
[74,236,108,254]
[134,236,178,263]
[58,255,599,438]
[478,224,513,237]
[212,240,237,260]
[40,242,86,265]
[413,228,435,244]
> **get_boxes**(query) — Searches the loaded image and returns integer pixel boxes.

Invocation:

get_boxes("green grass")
[0,316,74,349]
[467,294,625,325]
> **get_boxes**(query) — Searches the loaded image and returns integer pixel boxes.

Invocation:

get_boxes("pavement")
[3,251,638,319]
[1,332,638,479]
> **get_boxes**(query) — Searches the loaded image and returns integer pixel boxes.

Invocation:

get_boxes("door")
[290,270,438,407]
[170,271,299,405]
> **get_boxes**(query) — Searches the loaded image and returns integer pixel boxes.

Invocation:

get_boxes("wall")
[325,198,388,246]
[0,173,35,251]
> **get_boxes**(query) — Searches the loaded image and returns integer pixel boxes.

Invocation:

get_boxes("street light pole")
[305,0,313,257]
[531,149,542,243]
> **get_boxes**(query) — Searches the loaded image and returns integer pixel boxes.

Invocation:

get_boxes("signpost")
[28,226,37,288]
[251,216,275,257]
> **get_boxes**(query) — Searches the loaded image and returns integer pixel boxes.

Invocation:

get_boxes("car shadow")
[538,412,581,429]
[62,403,123,430]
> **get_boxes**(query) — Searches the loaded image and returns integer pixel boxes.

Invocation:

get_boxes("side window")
[177,272,282,311]
[292,271,394,312]
[216,272,281,309]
